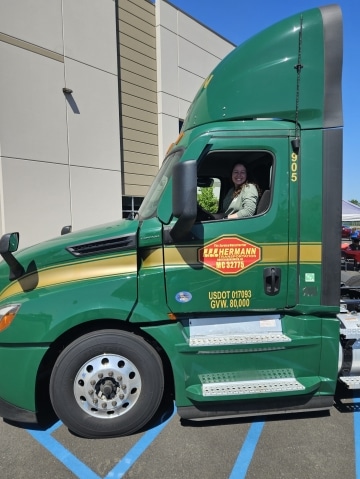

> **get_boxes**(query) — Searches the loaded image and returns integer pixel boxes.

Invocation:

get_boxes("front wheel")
[50,329,164,438]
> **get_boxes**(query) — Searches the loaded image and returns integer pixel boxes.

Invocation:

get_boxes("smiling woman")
[194,149,273,223]
[222,163,260,219]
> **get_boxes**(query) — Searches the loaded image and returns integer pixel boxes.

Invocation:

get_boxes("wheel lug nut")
[98,373,103,379]
[93,399,98,404]
[121,384,127,390]
[88,389,94,395]
[90,380,96,386]
[117,376,122,382]
[108,371,113,377]
[101,403,107,409]
[119,394,124,400]
[112,401,117,406]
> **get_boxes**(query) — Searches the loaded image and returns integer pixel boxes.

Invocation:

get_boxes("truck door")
[163,134,295,314]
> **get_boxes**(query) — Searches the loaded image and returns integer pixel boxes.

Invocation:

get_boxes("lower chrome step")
[190,332,290,347]
[201,369,305,396]
[339,375,360,389]
[202,378,305,396]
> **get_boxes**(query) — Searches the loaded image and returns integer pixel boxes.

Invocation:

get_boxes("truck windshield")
[137,149,184,220]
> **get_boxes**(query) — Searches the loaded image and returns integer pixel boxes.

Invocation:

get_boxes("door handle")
[263,267,281,295]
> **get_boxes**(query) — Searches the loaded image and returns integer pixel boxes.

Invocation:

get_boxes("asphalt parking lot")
[1,387,359,479]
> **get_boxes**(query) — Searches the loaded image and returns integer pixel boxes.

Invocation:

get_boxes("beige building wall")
[118,0,159,197]
[0,0,121,249]
[156,1,235,161]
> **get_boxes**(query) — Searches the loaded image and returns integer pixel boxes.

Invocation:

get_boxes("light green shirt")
[223,184,258,218]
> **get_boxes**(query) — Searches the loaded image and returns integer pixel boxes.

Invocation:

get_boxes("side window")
[197,177,221,214]
[122,196,144,219]
[196,150,273,221]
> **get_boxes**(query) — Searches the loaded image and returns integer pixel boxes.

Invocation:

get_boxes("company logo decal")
[198,236,261,275]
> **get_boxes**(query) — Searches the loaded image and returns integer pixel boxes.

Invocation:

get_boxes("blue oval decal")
[175,291,192,303]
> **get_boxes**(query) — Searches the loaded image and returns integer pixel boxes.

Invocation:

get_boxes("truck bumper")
[0,394,37,423]
[0,344,47,419]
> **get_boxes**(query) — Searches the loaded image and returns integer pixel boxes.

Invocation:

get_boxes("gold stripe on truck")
[0,253,137,301]
[161,242,322,267]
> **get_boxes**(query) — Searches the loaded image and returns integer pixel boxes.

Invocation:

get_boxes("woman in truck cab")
[222,163,259,218]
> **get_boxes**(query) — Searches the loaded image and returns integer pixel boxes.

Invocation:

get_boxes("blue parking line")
[27,413,263,479]
[27,408,176,479]
[45,420,63,434]
[354,394,360,479]
[105,408,176,478]
[229,421,264,479]
[28,427,100,479]
[355,413,360,478]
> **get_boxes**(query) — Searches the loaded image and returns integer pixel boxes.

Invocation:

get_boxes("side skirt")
[177,395,334,421]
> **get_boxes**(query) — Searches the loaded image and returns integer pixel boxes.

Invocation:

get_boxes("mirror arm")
[1,252,25,280]
[0,233,24,280]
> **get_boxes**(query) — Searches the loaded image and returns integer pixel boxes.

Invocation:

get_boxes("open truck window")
[196,150,273,221]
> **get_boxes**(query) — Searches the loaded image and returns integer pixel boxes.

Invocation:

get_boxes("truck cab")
[0,4,354,438]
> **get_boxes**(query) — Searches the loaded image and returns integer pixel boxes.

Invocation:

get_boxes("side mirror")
[171,160,197,240]
[0,232,24,280]
[0,232,19,254]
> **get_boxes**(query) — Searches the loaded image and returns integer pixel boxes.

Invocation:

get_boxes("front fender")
[0,273,137,344]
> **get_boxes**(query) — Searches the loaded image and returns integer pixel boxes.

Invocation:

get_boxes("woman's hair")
[233,181,250,198]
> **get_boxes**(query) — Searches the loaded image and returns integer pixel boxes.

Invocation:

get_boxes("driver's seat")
[256,190,270,215]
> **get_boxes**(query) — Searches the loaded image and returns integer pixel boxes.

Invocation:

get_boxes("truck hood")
[0,219,139,300]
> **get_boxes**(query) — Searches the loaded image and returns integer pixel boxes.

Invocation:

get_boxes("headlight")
[0,304,21,333]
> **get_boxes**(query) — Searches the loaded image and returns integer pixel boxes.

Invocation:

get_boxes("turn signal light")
[0,304,21,332]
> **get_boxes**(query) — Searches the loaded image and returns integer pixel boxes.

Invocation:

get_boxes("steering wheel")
[196,204,223,221]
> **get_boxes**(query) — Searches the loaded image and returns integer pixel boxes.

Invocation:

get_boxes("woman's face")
[232,164,247,187]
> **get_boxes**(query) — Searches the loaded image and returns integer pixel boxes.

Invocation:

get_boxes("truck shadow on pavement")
[5,386,358,437]
[4,390,176,437]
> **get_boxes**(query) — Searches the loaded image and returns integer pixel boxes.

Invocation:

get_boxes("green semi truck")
[0,4,357,439]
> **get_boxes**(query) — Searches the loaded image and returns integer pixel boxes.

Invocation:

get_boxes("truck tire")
[49,329,164,438]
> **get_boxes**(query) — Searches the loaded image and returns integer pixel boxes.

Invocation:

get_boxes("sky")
[166,1,360,202]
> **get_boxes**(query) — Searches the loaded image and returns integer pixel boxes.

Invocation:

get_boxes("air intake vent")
[67,234,136,257]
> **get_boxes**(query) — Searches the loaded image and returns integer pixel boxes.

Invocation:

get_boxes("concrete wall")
[0,0,121,249]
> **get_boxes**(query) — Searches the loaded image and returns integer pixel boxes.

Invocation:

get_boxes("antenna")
[292,14,303,153]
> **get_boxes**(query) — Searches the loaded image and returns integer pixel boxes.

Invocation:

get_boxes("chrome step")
[337,312,360,340]
[188,315,290,347]
[201,369,305,397]
[202,378,305,396]
[339,375,360,389]
[190,332,291,347]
